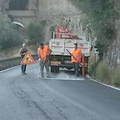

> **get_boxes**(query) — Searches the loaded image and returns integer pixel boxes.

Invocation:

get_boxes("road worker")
[71,43,82,77]
[19,43,28,75]
[38,43,51,78]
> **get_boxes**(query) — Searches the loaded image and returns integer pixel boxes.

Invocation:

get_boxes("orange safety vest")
[71,48,81,63]
[38,45,49,61]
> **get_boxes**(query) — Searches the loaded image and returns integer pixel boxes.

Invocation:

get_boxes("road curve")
[0,62,120,120]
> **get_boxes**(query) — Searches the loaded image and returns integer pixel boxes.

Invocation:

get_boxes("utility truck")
[49,26,91,74]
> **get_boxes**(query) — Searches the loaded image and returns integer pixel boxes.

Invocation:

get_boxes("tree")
[0,16,23,50]
[69,0,118,59]
[25,22,45,44]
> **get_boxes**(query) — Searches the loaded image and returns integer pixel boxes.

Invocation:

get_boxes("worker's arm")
[19,48,28,56]
[19,48,25,56]
[47,47,52,55]
[45,46,52,57]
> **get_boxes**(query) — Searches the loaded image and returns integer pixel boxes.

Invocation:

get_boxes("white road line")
[0,60,39,74]
[0,65,20,73]
[42,77,85,81]
[86,75,120,91]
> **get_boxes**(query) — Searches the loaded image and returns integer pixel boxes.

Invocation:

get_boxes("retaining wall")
[0,54,38,71]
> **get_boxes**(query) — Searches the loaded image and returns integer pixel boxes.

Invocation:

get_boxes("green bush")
[89,60,120,87]
[89,63,96,76]
[0,16,23,50]
[69,0,118,59]
[112,69,120,86]
[88,54,96,76]
[96,62,110,83]
[25,22,45,44]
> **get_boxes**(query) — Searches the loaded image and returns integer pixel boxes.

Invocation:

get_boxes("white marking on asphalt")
[86,75,120,91]
[42,70,85,81]
[0,65,20,73]
[0,60,39,74]
[42,77,84,81]
[48,69,84,81]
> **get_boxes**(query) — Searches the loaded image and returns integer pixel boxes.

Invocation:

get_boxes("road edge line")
[86,75,120,91]
[43,78,85,81]
[0,65,20,73]
[0,60,39,74]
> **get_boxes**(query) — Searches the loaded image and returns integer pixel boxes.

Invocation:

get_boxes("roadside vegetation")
[69,0,119,59]
[25,22,45,45]
[0,16,23,50]
[89,57,120,87]
[69,0,120,87]
[0,14,45,58]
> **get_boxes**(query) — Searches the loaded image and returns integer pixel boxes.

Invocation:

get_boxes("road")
[0,62,120,120]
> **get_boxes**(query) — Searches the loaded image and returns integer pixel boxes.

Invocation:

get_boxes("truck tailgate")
[50,39,64,54]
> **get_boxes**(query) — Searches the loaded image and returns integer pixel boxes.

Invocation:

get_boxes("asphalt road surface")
[0,62,120,120]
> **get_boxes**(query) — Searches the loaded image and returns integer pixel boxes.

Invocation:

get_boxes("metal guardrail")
[0,54,38,71]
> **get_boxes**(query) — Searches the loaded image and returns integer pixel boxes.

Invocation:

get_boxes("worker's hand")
[45,55,49,62]
[38,56,43,61]
[42,57,46,62]
[22,53,26,55]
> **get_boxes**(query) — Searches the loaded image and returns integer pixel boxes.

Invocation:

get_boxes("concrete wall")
[6,10,35,25]
[6,10,35,17]
[0,54,38,71]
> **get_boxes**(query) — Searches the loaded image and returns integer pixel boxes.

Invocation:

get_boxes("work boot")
[22,72,27,75]
[39,75,44,79]
[47,76,51,78]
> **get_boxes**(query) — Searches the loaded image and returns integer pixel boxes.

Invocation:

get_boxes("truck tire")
[51,66,54,72]
[55,67,59,73]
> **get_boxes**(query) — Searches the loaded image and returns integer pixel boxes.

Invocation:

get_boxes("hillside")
[0,0,85,59]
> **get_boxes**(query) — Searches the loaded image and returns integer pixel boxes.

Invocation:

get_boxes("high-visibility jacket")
[71,48,81,63]
[38,45,49,61]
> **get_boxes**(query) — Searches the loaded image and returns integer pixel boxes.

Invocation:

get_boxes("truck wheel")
[51,66,59,73]
[55,67,59,73]
[51,66,55,72]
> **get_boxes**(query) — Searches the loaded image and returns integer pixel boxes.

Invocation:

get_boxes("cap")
[22,43,26,46]
[40,43,44,46]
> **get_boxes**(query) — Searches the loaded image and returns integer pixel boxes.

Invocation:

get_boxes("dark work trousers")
[21,65,27,73]
[73,62,79,77]
[40,61,50,78]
